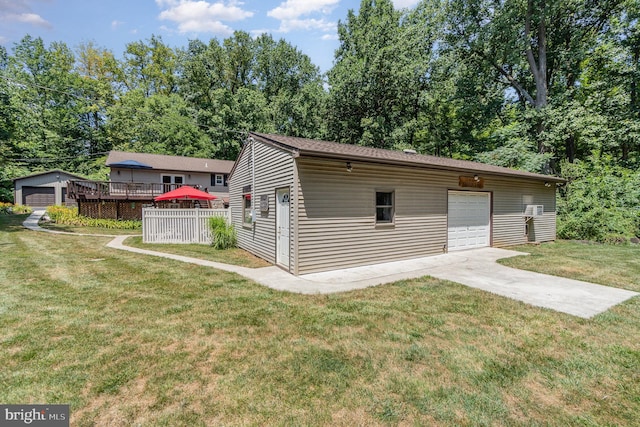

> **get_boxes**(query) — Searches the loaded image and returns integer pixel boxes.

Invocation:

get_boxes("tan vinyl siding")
[229,140,295,269]
[296,158,449,274]
[295,158,558,274]
[489,177,557,245]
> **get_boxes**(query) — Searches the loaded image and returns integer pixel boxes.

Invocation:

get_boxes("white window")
[215,174,224,186]
[376,191,394,224]
[243,194,252,225]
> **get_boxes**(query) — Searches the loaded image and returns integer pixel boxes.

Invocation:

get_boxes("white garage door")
[448,191,491,251]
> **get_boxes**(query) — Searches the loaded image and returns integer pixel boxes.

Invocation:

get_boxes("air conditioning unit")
[524,205,544,217]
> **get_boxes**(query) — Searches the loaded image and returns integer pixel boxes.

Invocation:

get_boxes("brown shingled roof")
[249,132,564,182]
[106,151,234,174]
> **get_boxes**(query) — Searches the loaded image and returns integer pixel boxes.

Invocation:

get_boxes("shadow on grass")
[0,214,32,232]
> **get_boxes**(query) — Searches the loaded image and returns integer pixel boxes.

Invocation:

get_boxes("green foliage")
[208,216,237,250]
[0,203,32,215]
[46,205,141,230]
[557,156,640,242]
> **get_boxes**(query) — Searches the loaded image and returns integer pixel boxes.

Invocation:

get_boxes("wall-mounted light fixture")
[544,182,551,187]
[346,162,353,172]
[473,174,480,182]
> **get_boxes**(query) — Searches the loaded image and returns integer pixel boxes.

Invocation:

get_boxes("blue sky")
[0,0,420,73]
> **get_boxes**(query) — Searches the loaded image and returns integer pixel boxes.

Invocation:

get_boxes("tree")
[121,35,178,96]
[106,90,209,157]
[327,0,436,149]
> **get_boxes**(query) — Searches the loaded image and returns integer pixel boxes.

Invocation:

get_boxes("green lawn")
[125,236,270,268]
[1,213,639,426]
[499,240,640,292]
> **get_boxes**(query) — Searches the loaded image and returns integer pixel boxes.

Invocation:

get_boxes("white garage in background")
[447,191,491,251]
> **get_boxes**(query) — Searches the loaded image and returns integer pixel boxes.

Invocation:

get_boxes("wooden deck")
[67,180,182,202]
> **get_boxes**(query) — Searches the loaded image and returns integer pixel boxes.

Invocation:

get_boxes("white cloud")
[391,0,420,9]
[3,12,51,28]
[157,0,253,35]
[267,0,338,34]
[278,18,335,33]
[111,20,124,30]
[268,0,339,21]
[0,0,52,29]
[321,33,338,41]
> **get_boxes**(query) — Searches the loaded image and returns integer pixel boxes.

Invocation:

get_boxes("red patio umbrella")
[154,186,217,201]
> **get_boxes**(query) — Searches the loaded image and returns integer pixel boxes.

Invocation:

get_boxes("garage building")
[229,133,565,275]
[13,169,85,208]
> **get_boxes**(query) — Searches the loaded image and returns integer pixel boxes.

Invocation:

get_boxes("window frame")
[242,193,253,227]
[375,190,395,225]
[161,174,185,184]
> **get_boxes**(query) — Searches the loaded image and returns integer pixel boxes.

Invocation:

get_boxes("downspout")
[250,136,256,223]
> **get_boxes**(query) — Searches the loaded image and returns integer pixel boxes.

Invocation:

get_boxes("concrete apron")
[300,248,639,318]
[24,211,639,319]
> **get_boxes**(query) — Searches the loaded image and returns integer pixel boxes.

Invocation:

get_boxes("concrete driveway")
[24,210,639,319]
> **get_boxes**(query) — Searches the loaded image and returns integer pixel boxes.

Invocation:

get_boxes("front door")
[276,188,290,267]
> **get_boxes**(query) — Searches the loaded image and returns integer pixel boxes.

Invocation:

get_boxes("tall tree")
[327,0,436,149]
[122,35,178,96]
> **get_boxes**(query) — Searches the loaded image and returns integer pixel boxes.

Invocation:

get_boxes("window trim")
[161,174,185,184]
[242,193,253,227]
[375,190,395,226]
[215,174,224,186]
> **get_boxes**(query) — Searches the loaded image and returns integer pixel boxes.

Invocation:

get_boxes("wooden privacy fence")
[142,208,230,244]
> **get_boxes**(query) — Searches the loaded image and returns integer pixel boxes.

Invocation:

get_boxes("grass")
[499,240,640,292]
[124,236,270,268]
[1,213,639,426]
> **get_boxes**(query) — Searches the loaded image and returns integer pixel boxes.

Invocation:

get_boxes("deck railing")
[67,180,183,201]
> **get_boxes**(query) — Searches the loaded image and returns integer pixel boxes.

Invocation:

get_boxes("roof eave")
[296,149,566,183]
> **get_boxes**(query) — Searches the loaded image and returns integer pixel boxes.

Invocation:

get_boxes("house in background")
[13,169,86,208]
[67,151,235,219]
[229,132,565,276]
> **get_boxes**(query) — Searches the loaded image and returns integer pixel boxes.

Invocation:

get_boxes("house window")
[162,175,184,184]
[376,191,394,224]
[211,174,229,187]
[243,194,253,225]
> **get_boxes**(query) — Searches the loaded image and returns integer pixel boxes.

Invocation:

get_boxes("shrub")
[557,156,640,243]
[45,206,141,230]
[12,205,33,214]
[0,203,32,215]
[209,216,237,250]
[0,202,12,214]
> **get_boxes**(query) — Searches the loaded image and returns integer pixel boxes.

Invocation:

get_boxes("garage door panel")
[22,186,55,207]
[448,191,490,251]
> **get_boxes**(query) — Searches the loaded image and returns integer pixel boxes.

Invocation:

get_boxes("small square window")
[376,191,394,223]
[215,174,224,186]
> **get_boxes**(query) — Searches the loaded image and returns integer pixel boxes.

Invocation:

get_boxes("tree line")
[1,0,639,240]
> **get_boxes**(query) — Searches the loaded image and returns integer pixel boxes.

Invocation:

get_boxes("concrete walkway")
[23,210,638,318]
